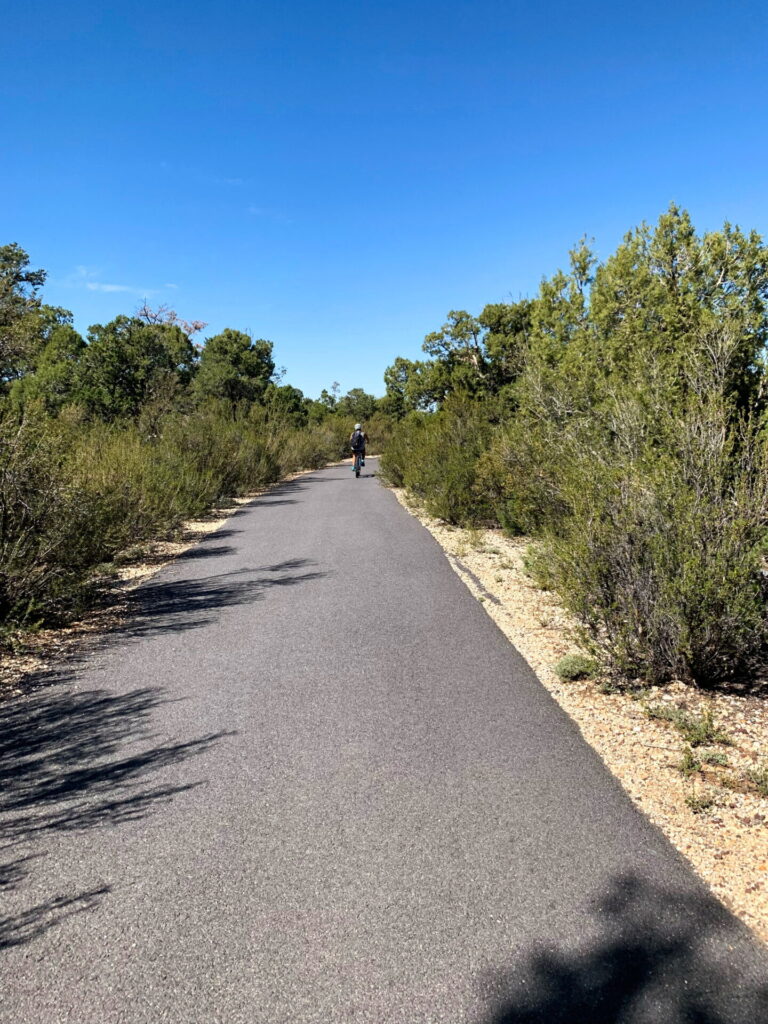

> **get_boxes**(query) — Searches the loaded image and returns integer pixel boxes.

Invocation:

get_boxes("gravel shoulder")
[392,488,768,945]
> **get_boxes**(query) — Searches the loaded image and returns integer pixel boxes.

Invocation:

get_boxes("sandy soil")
[393,489,768,945]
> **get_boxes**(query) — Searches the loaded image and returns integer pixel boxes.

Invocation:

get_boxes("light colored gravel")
[393,489,768,945]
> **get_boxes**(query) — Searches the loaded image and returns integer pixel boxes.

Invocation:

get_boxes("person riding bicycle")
[349,423,368,469]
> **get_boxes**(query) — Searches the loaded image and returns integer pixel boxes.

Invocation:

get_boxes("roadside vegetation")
[380,205,768,693]
[0,243,392,641]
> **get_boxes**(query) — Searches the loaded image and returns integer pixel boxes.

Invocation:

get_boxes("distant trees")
[336,387,377,421]
[0,242,394,635]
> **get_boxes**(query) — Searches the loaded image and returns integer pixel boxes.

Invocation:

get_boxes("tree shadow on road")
[0,683,229,950]
[119,558,329,641]
[0,557,327,950]
[479,873,768,1024]
[173,543,236,562]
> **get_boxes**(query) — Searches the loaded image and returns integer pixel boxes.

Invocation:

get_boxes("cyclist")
[349,423,368,470]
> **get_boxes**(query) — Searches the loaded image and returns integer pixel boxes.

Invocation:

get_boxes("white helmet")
[354,423,361,430]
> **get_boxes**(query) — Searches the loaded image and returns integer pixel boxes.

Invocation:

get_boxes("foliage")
[336,387,377,421]
[193,329,274,407]
[0,243,72,386]
[380,396,494,524]
[553,654,598,682]
[746,762,768,797]
[382,204,768,689]
[0,244,394,636]
[678,747,702,778]
[644,704,732,746]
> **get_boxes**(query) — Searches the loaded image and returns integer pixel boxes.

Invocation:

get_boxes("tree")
[76,315,197,420]
[263,383,308,427]
[382,356,433,415]
[588,206,768,415]
[9,324,86,413]
[135,302,207,337]
[336,387,377,421]
[480,299,534,391]
[193,329,275,408]
[422,309,489,393]
[319,388,337,410]
[0,243,71,386]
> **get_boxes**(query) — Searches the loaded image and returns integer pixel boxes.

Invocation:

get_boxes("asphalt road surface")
[2,459,767,1023]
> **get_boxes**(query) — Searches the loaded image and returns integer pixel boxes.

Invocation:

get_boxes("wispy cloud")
[56,265,163,297]
[86,281,138,293]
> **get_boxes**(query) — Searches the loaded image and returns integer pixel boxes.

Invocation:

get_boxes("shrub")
[699,749,729,767]
[543,392,768,687]
[685,789,718,814]
[746,762,768,797]
[378,411,428,488]
[554,654,598,682]
[678,747,702,777]
[381,397,495,525]
[0,401,348,635]
[645,704,732,747]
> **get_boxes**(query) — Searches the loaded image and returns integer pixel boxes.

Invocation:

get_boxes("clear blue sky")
[3,1,767,398]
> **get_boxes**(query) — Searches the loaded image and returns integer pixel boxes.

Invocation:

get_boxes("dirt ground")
[392,489,768,944]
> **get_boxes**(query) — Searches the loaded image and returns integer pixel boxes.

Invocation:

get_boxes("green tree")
[0,243,72,386]
[480,299,534,392]
[193,329,274,408]
[75,316,197,420]
[337,387,377,421]
[422,310,489,399]
[318,387,337,410]
[9,324,86,412]
[263,383,308,427]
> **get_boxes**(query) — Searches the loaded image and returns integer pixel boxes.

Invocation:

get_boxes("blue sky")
[3,1,767,397]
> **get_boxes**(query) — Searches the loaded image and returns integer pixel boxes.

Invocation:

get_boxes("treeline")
[381,206,768,689]
[0,243,391,636]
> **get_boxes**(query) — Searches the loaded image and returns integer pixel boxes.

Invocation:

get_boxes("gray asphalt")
[1,459,767,1023]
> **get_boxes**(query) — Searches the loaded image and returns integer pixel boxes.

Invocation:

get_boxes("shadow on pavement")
[0,885,110,950]
[174,543,235,562]
[121,558,328,640]
[480,874,768,1024]
[0,684,229,950]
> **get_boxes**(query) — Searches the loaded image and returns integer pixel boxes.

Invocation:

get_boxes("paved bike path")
[1,460,766,1023]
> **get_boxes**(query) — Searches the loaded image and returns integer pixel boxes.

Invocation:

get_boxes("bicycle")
[352,451,365,477]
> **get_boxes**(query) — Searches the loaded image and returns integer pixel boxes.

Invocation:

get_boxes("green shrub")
[0,400,349,635]
[645,704,732,747]
[543,394,768,687]
[554,653,598,682]
[381,397,494,525]
[685,789,718,814]
[378,411,428,488]
[699,749,729,767]
[678,747,702,777]
[746,762,768,797]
